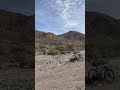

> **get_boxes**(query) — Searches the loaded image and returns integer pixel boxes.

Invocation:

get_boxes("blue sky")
[35,0,85,35]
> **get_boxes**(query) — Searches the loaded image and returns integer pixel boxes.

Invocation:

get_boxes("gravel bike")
[88,61,115,84]
[70,53,83,62]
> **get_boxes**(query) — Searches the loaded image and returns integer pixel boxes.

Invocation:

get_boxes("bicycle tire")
[104,69,115,83]
[88,69,97,81]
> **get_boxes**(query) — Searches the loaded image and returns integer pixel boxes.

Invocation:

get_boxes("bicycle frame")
[94,64,109,79]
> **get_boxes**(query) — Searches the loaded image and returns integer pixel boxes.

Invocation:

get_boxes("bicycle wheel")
[88,69,97,81]
[104,69,115,83]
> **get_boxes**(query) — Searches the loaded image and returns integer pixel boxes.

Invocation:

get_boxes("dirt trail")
[35,51,85,90]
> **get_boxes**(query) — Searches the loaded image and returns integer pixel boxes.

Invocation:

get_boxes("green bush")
[48,50,60,55]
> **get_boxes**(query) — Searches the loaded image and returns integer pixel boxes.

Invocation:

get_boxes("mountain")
[0,9,34,67]
[86,11,120,59]
[35,30,85,55]
[0,9,34,43]
[60,31,85,43]
[86,11,120,37]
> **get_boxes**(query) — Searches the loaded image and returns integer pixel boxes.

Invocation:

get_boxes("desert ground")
[35,50,85,90]
[0,68,34,90]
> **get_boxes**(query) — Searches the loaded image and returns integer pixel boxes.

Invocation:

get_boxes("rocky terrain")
[86,11,120,60]
[0,10,35,89]
[35,30,85,90]
[0,9,34,67]
[35,27,85,90]
[35,30,85,55]
[86,11,120,89]
[35,50,85,90]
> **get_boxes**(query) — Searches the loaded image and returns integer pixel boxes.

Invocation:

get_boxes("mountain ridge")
[0,9,34,67]
[35,30,85,55]
[86,11,120,59]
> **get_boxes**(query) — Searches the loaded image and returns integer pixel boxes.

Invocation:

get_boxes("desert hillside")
[86,11,120,61]
[35,30,85,55]
[86,11,120,90]
[60,31,85,43]
[0,10,35,89]
[0,9,34,68]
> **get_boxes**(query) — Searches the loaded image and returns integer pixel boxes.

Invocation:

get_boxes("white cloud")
[50,0,85,29]
[35,0,85,34]
[65,21,79,27]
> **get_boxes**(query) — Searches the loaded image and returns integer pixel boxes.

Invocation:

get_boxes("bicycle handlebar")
[92,61,109,66]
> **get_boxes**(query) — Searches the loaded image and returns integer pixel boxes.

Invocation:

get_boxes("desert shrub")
[39,45,46,49]
[48,50,60,55]
[41,48,47,55]
[60,51,66,54]
[66,51,70,53]
[42,51,46,55]
[11,47,35,68]
[55,45,66,51]
[66,44,75,51]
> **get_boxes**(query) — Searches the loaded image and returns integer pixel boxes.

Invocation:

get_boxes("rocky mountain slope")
[0,9,34,67]
[35,30,85,55]
[86,11,120,60]
[60,31,85,43]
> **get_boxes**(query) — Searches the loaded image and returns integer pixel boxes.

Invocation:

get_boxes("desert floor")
[0,68,34,90]
[35,50,85,90]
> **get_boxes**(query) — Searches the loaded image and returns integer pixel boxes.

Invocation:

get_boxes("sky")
[0,0,34,15]
[86,0,120,19]
[35,0,85,35]
[0,0,85,35]
[0,0,119,35]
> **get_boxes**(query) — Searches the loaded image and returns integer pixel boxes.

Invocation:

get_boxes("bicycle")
[88,61,115,85]
[69,53,83,62]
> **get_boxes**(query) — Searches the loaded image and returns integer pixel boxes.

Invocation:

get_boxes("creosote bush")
[48,50,60,55]
[60,51,66,54]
